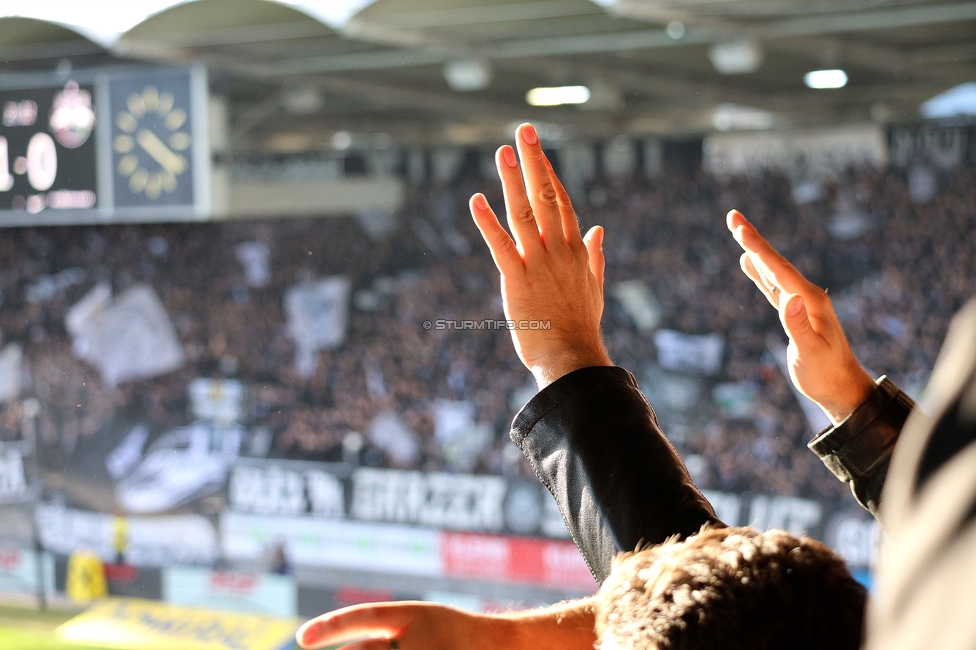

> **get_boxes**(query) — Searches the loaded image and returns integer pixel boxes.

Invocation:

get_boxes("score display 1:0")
[0,82,98,213]
[0,132,58,192]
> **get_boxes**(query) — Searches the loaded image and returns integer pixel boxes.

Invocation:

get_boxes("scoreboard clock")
[0,65,209,226]
[110,69,197,209]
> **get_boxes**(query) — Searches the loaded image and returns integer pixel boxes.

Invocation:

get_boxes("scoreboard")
[0,65,210,226]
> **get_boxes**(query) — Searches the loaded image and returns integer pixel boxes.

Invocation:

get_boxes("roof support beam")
[260,2,976,75]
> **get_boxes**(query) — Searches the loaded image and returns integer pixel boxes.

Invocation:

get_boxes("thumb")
[780,294,822,350]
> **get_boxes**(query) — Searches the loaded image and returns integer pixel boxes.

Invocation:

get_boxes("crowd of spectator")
[0,157,973,512]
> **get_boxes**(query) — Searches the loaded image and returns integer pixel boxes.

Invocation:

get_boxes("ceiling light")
[282,86,323,114]
[443,60,493,92]
[526,86,591,107]
[332,131,353,150]
[804,69,848,89]
[708,40,763,75]
[666,21,685,40]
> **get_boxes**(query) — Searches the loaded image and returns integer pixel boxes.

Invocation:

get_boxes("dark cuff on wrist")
[512,366,643,445]
[807,376,914,483]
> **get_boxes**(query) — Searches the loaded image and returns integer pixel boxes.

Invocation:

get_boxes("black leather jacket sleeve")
[807,375,915,522]
[510,366,723,584]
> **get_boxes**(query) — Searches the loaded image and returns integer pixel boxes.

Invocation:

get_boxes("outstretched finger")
[726,209,749,233]
[496,145,543,256]
[543,156,584,247]
[338,639,399,650]
[469,193,524,275]
[298,605,412,649]
[728,210,806,295]
[740,253,777,308]
[515,123,566,251]
[732,225,809,296]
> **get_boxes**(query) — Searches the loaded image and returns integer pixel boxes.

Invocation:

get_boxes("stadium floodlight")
[708,40,764,75]
[526,86,591,107]
[804,69,848,89]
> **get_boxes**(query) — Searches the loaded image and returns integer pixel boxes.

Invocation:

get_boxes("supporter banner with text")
[56,598,298,650]
[0,547,55,596]
[227,460,570,538]
[35,504,217,565]
[163,567,297,618]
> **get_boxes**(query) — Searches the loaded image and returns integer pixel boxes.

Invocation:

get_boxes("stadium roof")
[1,0,974,152]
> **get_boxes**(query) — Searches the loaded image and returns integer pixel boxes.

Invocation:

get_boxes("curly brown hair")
[595,526,866,650]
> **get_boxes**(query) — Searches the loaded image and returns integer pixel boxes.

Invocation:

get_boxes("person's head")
[595,526,866,650]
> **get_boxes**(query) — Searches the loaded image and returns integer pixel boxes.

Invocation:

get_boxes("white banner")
[66,283,185,387]
[0,547,55,596]
[700,490,822,536]
[220,512,442,576]
[284,276,350,378]
[114,421,243,514]
[653,330,725,376]
[891,124,968,169]
[163,567,297,618]
[228,461,344,518]
[351,468,507,532]
[746,495,822,536]
[825,511,884,570]
[35,504,217,565]
[704,124,888,179]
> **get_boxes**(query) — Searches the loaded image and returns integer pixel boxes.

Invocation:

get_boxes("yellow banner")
[57,598,298,650]
[65,550,108,602]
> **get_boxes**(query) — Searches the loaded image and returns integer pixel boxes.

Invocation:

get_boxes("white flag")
[653,330,725,376]
[66,283,185,387]
[236,242,271,287]
[433,399,493,471]
[0,343,22,403]
[369,410,420,467]
[285,276,351,378]
[610,280,661,332]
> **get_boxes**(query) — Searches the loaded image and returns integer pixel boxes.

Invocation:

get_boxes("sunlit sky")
[0,0,380,46]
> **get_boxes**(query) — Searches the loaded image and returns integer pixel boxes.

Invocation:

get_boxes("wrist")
[500,598,596,650]
[529,347,613,389]
[820,369,877,426]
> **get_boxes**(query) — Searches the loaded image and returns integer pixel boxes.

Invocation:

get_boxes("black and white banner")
[228,459,346,518]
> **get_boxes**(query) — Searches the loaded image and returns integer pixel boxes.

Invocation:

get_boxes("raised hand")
[727,210,875,425]
[296,599,596,650]
[469,123,612,387]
